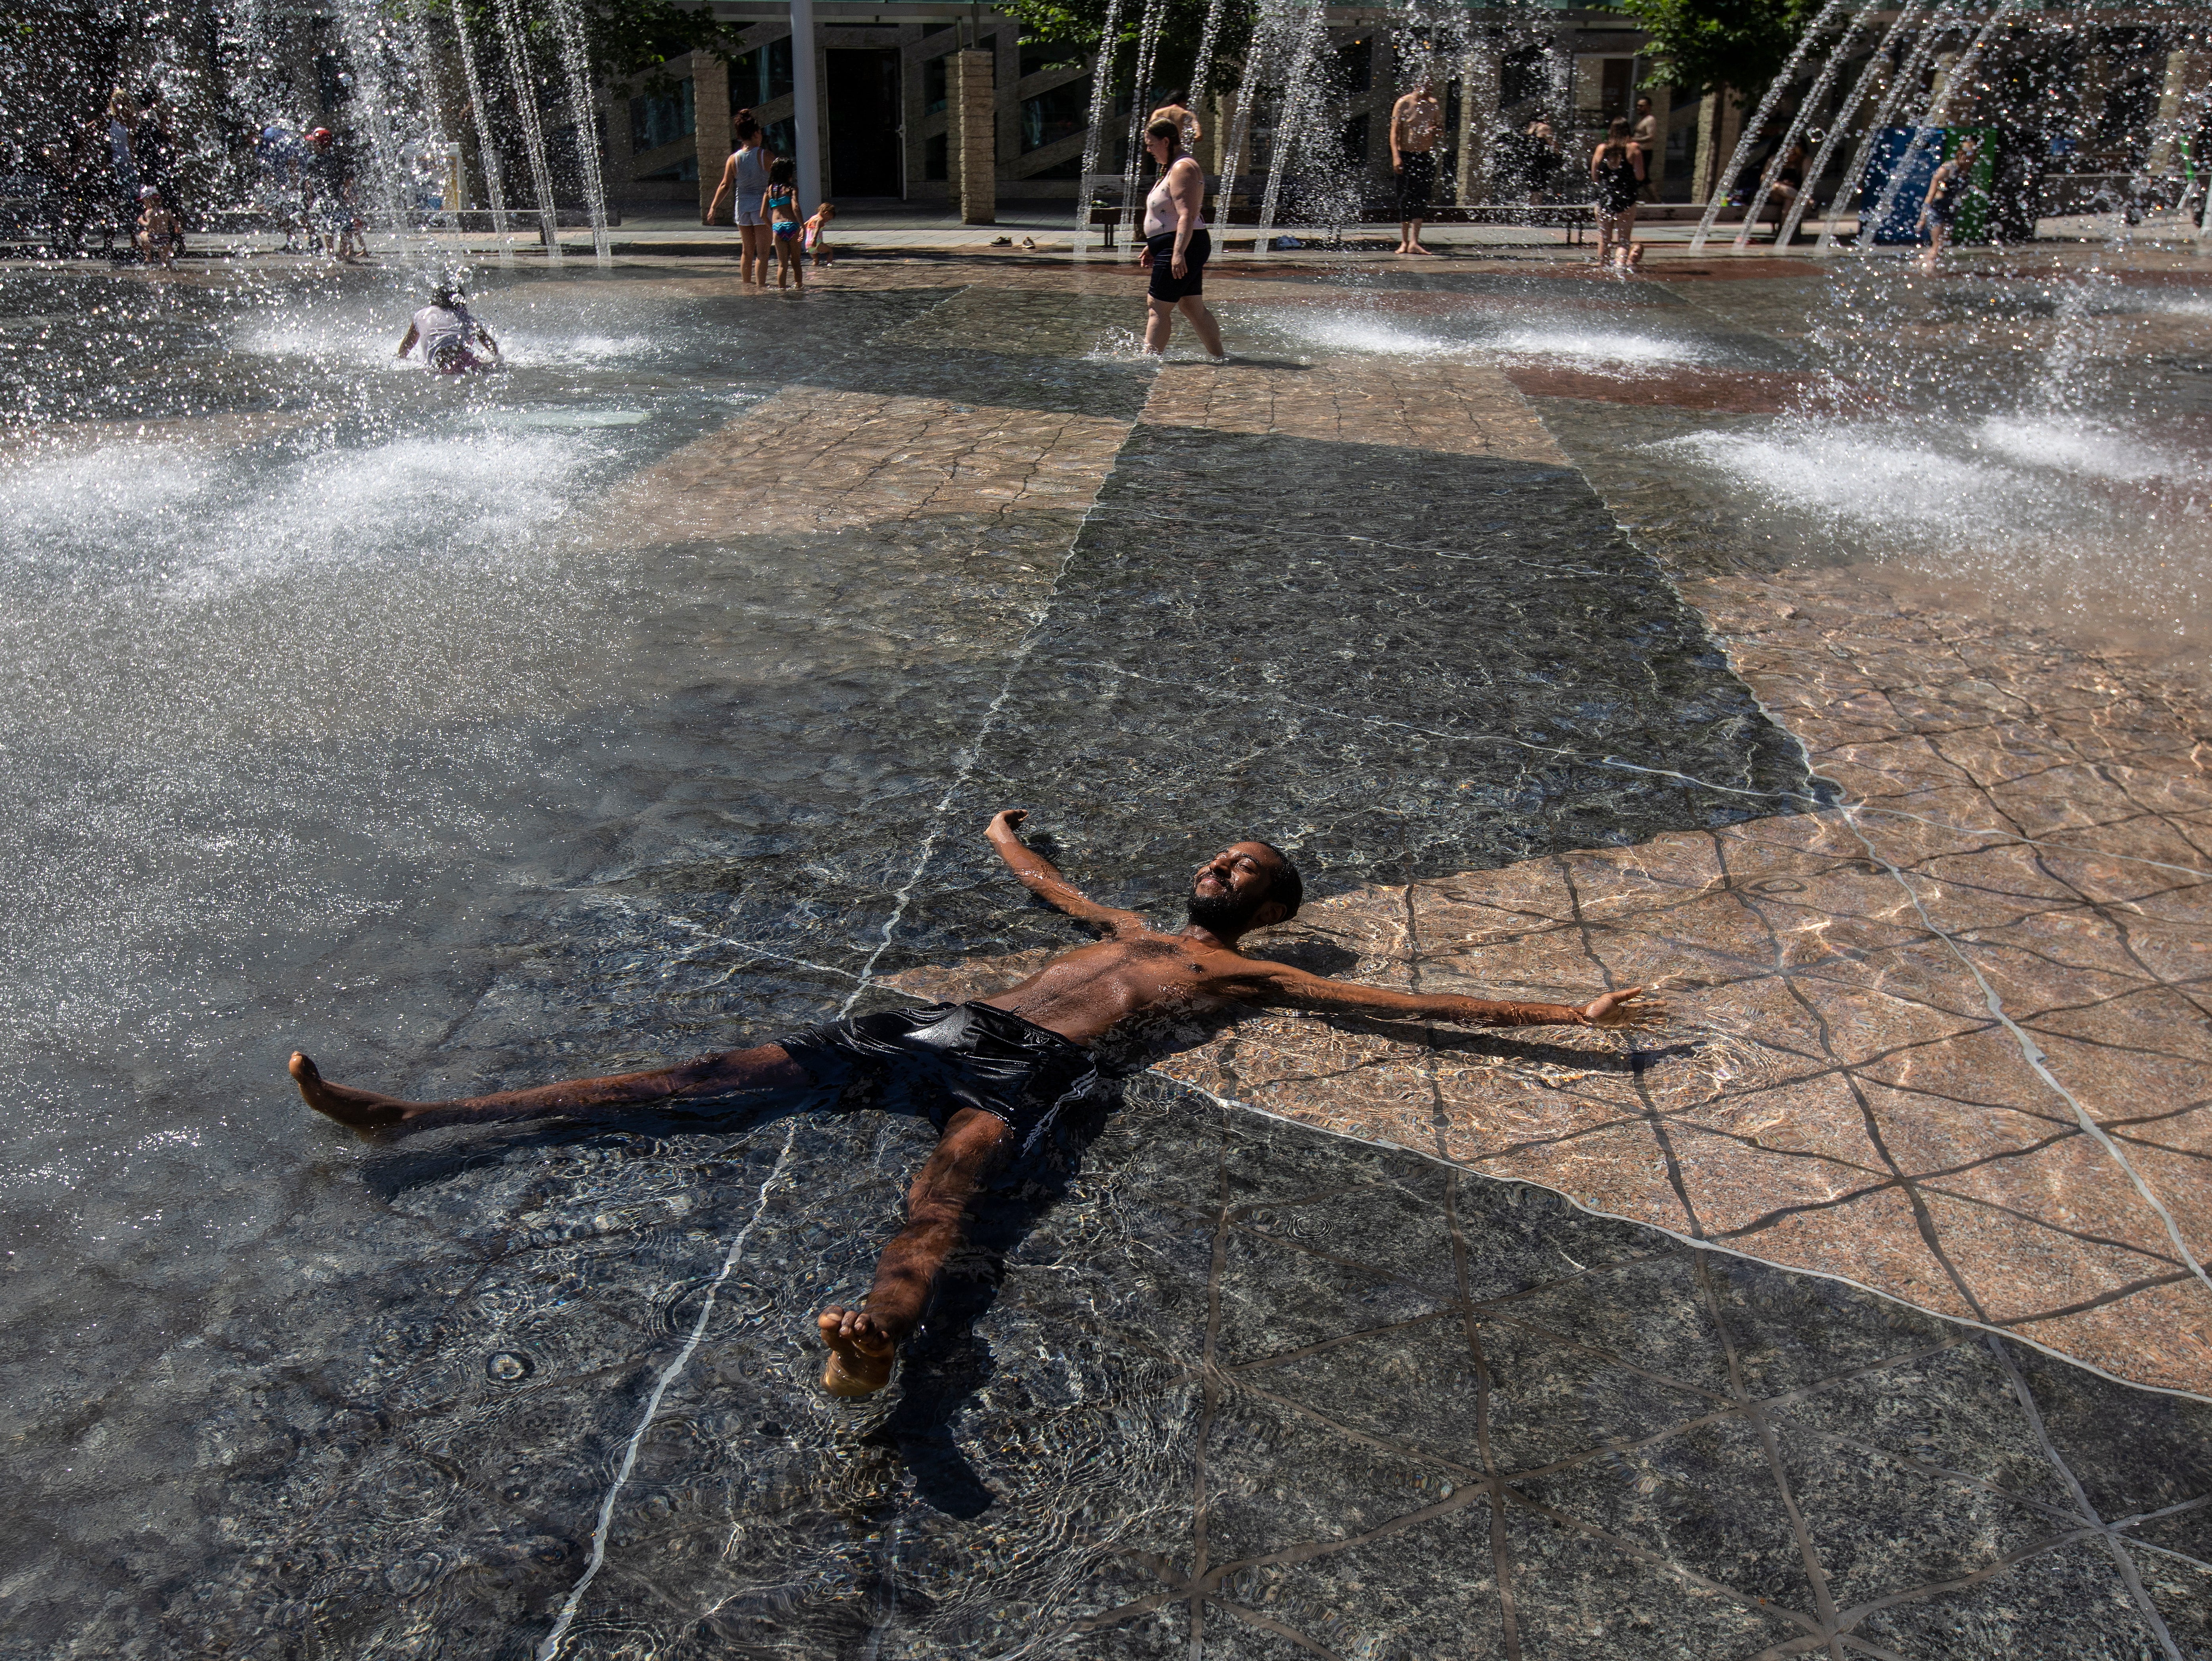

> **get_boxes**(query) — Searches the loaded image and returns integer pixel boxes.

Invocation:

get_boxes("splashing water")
[1488,326,1710,367]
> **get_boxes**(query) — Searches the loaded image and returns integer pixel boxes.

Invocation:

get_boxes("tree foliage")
[438,0,739,92]
[997,0,1248,94]
[1615,0,1824,98]
[573,0,737,83]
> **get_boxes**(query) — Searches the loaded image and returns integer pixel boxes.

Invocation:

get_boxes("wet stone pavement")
[6,259,2209,1660]
[150,1089,2211,1660]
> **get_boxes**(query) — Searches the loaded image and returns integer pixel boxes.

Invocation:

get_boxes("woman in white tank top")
[1137,118,1225,359]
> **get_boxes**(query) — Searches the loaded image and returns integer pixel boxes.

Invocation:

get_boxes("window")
[1333,38,1372,96]
[635,155,699,182]
[1020,37,1076,79]
[729,38,794,109]
[1502,43,1550,108]
[630,78,695,153]
[315,52,350,108]
[1022,77,1090,153]
[1601,58,1634,120]
[924,52,952,114]
[926,132,948,179]
[1340,111,1369,166]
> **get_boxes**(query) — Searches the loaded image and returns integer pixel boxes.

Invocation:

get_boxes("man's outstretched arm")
[985,809,1148,937]
[1248,962,1646,1027]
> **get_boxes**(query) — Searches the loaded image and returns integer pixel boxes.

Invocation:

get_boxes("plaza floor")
[2,246,2207,1660]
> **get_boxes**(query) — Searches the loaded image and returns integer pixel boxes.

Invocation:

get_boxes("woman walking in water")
[1919,136,1978,274]
[1589,116,1646,270]
[707,114,776,286]
[1137,118,1224,357]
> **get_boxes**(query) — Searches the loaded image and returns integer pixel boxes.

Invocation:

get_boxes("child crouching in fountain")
[804,201,836,268]
[135,186,182,269]
[763,159,805,290]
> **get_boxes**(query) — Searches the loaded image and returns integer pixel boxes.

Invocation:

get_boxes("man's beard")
[1187,889,1263,930]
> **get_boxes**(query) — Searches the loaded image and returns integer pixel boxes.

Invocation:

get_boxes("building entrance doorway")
[827,50,902,199]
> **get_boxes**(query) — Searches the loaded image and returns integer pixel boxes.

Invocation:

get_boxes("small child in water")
[762,158,803,290]
[135,186,182,269]
[803,201,836,268]
[395,283,501,374]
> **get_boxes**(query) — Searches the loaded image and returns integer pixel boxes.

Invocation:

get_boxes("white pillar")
[790,0,821,209]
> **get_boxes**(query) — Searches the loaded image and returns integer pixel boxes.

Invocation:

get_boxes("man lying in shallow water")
[290,810,1645,1396]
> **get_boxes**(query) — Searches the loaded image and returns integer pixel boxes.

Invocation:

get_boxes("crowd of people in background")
[24,84,375,266]
[252,121,367,261]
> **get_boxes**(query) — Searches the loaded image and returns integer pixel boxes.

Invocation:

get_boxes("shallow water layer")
[2,253,2208,1659]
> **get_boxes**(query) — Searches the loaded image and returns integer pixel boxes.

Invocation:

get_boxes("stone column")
[2147,48,2212,176]
[693,50,731,221]
[1644,79,1672,194]
[1690,86,1741,203]
[1210,91,1239,178]
[2080,40,2114,157]
[1690,90,1719,202]
[1457,41,1500,203]
[601,75,636,221]
[954,46,995,224]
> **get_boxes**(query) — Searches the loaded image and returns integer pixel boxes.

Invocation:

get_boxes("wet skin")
[290,810,1646,1396]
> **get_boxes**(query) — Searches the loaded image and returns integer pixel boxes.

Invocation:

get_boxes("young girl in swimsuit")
[762,157,804,290]
[1588,117,1647,271]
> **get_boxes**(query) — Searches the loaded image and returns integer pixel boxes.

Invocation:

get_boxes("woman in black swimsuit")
[1589,117,1647,269]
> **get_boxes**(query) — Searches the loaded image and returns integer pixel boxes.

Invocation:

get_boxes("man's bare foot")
[817,1306,899,1396]
[289,1051,415,1131]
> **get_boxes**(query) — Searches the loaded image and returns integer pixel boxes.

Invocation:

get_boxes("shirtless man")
[1390,76,1444,255]
[288,811,1644,1396]
[1148,90,1202,156]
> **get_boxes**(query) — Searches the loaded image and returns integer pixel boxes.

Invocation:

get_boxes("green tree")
[1615,0,1824,100]
[436,0,739,92]
[997,0,1249,97]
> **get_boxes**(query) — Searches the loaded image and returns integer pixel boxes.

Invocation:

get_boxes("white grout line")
[535,1125,799,1661]
[837,412,1140,1017]
[1985,1334,2188,1661]
[1076,658,2212,880]
[1836,803,2212,1300]
[1169,1075,2212,1406]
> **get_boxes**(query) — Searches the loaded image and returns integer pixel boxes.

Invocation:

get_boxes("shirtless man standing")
[1390,76,1444,256]
[288,811,1643,1396]
[1147,90,1202,156]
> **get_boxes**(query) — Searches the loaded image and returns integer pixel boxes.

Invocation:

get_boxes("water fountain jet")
[492,0,565,260]
[446,0,517,263]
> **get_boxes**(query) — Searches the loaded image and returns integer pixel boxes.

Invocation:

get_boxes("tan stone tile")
[585,385,1129,546]
[1441,1114,1693,1230]
[1850,1027,2075,1137]
[1914,1132,2188,1268]
[2104,1098,2212,1160]
[1139,356,1569,462]
[2105,1143,2212,1266]
[1707,1181,1986,1323]
[2000,1275,2212,1398]
[1944,924,2162,1024]
[1906,1181,2189,1328]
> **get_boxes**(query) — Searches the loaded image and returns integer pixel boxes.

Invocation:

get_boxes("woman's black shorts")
[1146,228,1210,302]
